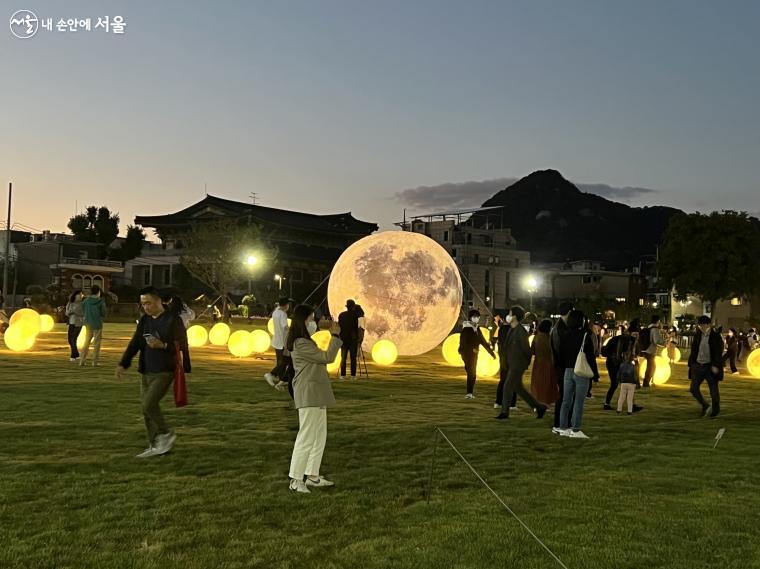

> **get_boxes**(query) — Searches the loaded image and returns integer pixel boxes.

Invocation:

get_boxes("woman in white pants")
[287,304,342,494]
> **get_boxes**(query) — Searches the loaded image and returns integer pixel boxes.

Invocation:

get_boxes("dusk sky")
[3,0,758,239]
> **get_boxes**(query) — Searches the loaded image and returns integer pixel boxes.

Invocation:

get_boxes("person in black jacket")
[557,310,598,439]
[459,309,496,399]
[338,299,360,380]
[116,287,191,458]
[550,301,574,431]
[495,305,548,420]
[723,328,739,375]
[688,315,724,418]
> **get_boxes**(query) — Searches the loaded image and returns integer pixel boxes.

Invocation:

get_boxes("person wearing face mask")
[496,306,548,420]
[688,315,724,417]
[287,304,342,493]
[459,309,496,399]
[722,328,739,375]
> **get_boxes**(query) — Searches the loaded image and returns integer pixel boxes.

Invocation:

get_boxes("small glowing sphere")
[476,350,500,377]
[9,308,41,336]
[639,355,671,384]
[250,329,271,353]
[747,349,760,378]
[77,326,88,349]
[228,330,255,357]
[3,324,36,351]
[187,325,208,348]
[442,334,463,366]
[209,322,231,346]
[660,346,682,363]
[479,327,491,342]
[312,330,342,372]
[371,339,398,365]
[39,314,55,333]
[267,317,292,336]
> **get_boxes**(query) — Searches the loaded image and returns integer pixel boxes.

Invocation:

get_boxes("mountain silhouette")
[477,170,681,270]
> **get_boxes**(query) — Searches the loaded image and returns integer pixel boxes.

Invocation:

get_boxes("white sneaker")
[305,476,335,487]
[69,357,78,362]
[136,446,160,458]
[551,427,563,435]
[289,479,311,493]
[568,430,590,439]
[339,376,346,381]
[493,403,501,409]
[465,393,474,399]
[350,376,357,381]
[509,406,518,411]
[264,373,275,387]
[155,432,177,455]
[559,429,573,437]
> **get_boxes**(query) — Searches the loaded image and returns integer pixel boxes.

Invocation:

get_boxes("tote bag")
[574,333,594,379]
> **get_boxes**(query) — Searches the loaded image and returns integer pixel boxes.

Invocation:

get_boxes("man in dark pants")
[496,305,548,420]
[550,301,573,433]
[338,299,360,380]
[459,309,495,399]
[688,315,724,418]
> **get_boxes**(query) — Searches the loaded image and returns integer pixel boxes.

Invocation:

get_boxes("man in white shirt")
[264,297,292,387]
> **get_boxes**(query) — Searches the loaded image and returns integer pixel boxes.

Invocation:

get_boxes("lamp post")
[274,274,282,291]
[525,275,538,312]
[245,255,258,294]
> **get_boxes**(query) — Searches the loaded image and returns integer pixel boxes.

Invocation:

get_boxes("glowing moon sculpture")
[77,326,88,350]
[3,324,36,352]
[187,325,208,348]
[440,333,499,377]
[328,231,463,356]
[747,348,760,378]
[267,317,292,336]
[10,309,41,336]
[209,323,231,346]
[639,355,671,384]
[228,330,255,358]
[371,339,398,366]
[39,314,55,333]
[250,329,272,353]
[312,330,342,373]
[660,346,682,363]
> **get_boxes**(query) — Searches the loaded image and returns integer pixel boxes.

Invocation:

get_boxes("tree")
[67,206,120,259]
[109,225,147,262]
[177,220,275,319]
[659,211,760,317]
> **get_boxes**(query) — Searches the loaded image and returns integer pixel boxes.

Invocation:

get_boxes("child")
[666,327,678,364]
[616,336,639,415]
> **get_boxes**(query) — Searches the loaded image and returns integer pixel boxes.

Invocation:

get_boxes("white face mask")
[471,316,480,324]
[307,321,317,335]
[505,315,513,324]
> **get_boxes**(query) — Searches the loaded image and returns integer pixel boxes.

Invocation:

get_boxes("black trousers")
[341,340,358,377]
[496,365,518,407]
[723,350,737,373]
[67,324,81,359]
[641,353,656,387]
[464,354,478,394]
[605,358,620,405]
[553,366,565,428]
[690,364,720,415]
[501,366,543,417]
[270,349,290,378]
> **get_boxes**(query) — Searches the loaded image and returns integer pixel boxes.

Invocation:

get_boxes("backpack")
[638,327,651,351]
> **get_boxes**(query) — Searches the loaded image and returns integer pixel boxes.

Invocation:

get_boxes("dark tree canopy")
[67,206,120,259]
[659,211,760,307]
[109,225,147,262]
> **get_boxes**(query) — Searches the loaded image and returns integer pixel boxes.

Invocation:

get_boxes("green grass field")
[1,323,759,569]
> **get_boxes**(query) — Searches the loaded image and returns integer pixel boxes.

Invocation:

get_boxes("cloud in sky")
[395,177,660,211]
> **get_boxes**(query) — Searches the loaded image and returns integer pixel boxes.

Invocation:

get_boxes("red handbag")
[173,342,188,407]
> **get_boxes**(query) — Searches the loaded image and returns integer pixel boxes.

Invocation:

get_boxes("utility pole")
[2,182,12,309]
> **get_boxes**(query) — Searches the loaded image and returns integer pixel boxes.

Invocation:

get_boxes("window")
[83,276,92,290]
[582,276,592,284]
[165,241,175,250]
[72,274,83,289]
[514,258,520,268]
[93,275,104,290]
[443,230,449,242]
[143,267,151,285]
[451,248,457,259]
[78,250,88,260]
[163,267,171,286]
[473,254,479,265]
[730,297,742,306]
[504,272,510,300]
[484,269,490,299]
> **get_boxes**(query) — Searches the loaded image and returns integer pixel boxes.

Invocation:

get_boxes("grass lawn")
[1,323,759,569]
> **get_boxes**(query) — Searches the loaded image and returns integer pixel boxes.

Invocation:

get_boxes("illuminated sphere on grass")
[39,314,55,333]
[187,325,208,347]
[312,330,342,373]
[228,330,255,358]
[371,339,398,366]
[209,323,231,346]
[77,326,88,350]
[442,334,463,366]
[476,350,500,377]
[10,309,41,336]
[267,317,292,336]
[250,329,271,353]
[3,324,36,352]
[747,348,760,378]
[328,231,463,356]
[441,333,499,377]
[639,355,671,384]
[660,346,682,363]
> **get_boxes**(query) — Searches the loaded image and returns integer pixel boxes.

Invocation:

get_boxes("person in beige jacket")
[287,304,342,494]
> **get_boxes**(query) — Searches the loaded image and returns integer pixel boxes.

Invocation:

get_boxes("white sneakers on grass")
[558,429,590,439]
[136,447,160,458]
[264,373,275,387]
[136,432,176,458]
[465,393,474,399]
[305,476,334,488]
[290,476,334,493]
[289,479,310,493]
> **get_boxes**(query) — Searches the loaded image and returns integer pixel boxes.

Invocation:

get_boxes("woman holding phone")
[287,304,342,494]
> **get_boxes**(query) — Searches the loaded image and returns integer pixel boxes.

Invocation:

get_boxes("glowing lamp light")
[660,346,682,363]
[3,324,36,352]
[639,355,671,384]
[441,333,499,377]
[187,325,208,348]
[371,339,398,366]
[209,322,231,346]
[479,327,491,342]
[529,334,535,347]
[250,329,271,353]
[267,317,292,336]
[442,334,463,366]
[77,326,88,350]
[747,349,760,378]
[228,330,255,358]
[39,314,55,333]
[9,308,41,336]
[476,350,500,377]
[312,330,342,372]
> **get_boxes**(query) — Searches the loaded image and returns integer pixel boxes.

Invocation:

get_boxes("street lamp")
[245,255,258,294]
[274,274,282,290]
[524,275,538,312]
